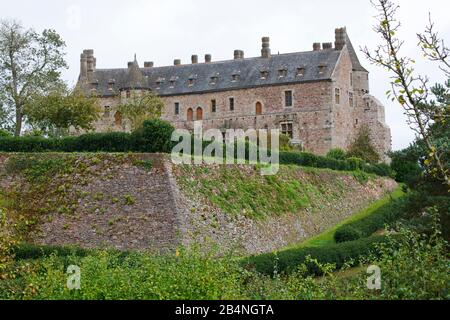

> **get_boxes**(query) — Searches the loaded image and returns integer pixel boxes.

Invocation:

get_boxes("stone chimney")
[313,43,321,51]
[205,54,212,63]
[127,61,134,68]
[234,50,244,60]
[261,37,271,58]
[335,27,347,50]
[80,52,88,79]
[174,59,181,66]
[144,61,154,68]
[322,42,333,50]
[83,49,95,79]
[191,55,198,64]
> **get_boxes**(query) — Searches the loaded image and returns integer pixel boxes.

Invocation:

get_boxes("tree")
[347,126,381,164]
[117,91,164,131]
[25,86,100,137]
[326,148,347,161]
[362,0,449,188]
[0,19,67,136]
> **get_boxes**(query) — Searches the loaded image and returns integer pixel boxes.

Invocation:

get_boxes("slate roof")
[82,49,343,97]
[345,33,368,72]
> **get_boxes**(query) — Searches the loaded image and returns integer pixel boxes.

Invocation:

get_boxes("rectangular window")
[281,123,293,139]
[174,102,180,115]
[285,90,293,107]
[229,97,235,111]
[211,99,217,113]
[335,88,340,105]
[349,92,354,107]
[126,90,131,99]
[350,72,353,86]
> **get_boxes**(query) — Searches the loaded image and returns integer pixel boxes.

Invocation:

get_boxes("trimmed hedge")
[12,243,91,260]
[243,235,393,276]
[334,195,410,243]
[0,120,173,153]
[279,151,392,177]
[0,124,392,177]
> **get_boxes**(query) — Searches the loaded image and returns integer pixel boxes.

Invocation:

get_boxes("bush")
[364,163,394,177]
[326,148,346,160]
[243,235,391,276]
[334,196,410,243]
[131,119,175,153]
[0,129,12,137]
[0,120,174,153]
[334,226,363,243]
[346,157,364,170]
[347,126,380,164]
[12,243,90,260]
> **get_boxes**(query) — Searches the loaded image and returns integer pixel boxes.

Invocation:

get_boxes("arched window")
[255,102,262,115]
[187,108,194,121]
[196,107,203,121]
[114,111,122,126]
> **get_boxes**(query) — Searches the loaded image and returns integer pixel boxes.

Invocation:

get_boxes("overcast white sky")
[2,0,449,150]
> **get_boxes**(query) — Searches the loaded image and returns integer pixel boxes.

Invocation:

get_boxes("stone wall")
[0,153,397,254]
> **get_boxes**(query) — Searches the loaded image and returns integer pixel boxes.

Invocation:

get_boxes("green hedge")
[279,151,392,177]
[0,124,392,177]
[334,196,410,243]
[243,235,392,276]
[12,243,91,260]
[0,120,173,153]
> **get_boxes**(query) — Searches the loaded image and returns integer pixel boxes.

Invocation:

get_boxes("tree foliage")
[363,0,449,188]
[25,87,100,137]
[0,19,67,136]
[117,91,164,131]
[347,126,380,164]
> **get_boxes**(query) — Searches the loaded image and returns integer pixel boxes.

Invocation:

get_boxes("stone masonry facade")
[76,28,391,161]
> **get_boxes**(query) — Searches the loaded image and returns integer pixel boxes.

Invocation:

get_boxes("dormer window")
[210,76,218,85]
[231,73,240,82]
[318,65,327,75]
[188,75,197,87]
[260,71,269,79]
[156,77,165,86]
[108,79,115,90]
[297,67,306,77]
[278,69,287,78]
[169,76,177,88]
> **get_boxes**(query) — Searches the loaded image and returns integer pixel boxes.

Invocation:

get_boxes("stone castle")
[77,27,391,160]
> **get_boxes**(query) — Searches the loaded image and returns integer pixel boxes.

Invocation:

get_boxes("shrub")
[326,148,346,160]
[347,126,380,164]
[346,157,364,170]
[334,226,363,243]
[334,195,410,243]
[364,163,394,177]
[0,129,12,137]
[59,132,133,152]
[243,235,391,276]
[131,119,175,153]
[12,243,90,260]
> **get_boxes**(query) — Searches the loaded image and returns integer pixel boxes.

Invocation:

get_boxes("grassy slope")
[296,186,405,248]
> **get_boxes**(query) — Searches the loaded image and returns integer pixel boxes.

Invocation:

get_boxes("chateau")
[77,27,391,160]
